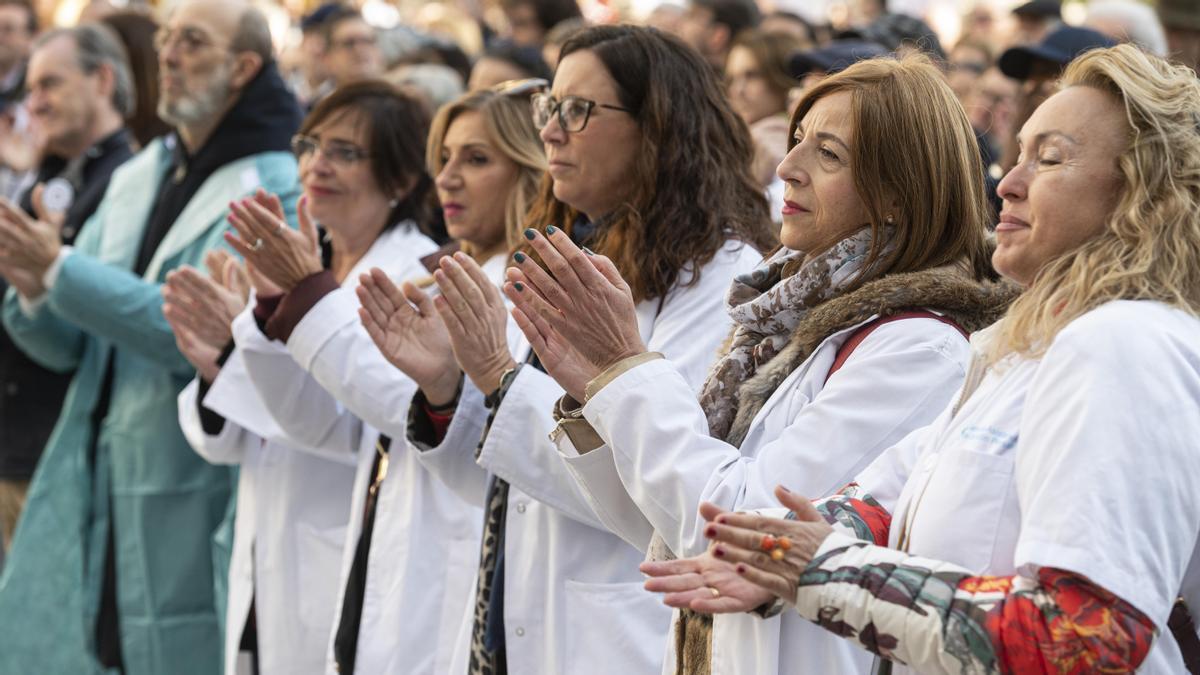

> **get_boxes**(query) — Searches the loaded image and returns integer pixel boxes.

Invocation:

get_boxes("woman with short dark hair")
[164,80,481,675]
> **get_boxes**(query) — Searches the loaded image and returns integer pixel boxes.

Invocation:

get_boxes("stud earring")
[885,213,895,224]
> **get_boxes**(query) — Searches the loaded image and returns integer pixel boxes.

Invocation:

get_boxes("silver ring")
[276,222,286,236]
[709,587,720,598]
[251,238,264,251]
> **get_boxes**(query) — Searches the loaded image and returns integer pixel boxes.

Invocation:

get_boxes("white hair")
[1086,0,1168,56]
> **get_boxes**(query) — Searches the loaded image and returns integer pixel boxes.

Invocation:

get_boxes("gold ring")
[709,587,720,598]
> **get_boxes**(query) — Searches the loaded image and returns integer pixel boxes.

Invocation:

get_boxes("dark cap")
[1012,0,1061,20]
[844,12,945,61]
[998,25,1117,80]
[301,3,346,32]
[1159,0,1200,31]
[789,40,890,78]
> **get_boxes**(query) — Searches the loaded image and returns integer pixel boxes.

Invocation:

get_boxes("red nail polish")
[713,547,724,558]
[736,565,746,574]
[704,527,716,538]
[715,516,727,524]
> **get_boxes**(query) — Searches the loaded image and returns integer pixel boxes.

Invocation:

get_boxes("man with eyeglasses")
[317,7,383,102]
[0,21,136,575]
[0,0,301,672]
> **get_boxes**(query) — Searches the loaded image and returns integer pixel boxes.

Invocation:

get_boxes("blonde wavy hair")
[426,87,547,259]
[992,44,1200,363]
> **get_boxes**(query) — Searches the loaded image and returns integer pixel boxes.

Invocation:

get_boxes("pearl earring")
[885,213,895,224]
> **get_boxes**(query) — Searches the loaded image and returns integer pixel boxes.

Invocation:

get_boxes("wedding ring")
[709,587,720,598]
[251,237,264,251]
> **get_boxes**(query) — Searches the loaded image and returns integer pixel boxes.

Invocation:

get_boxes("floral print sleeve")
[792,531,1157,674]
[813,483,892,546]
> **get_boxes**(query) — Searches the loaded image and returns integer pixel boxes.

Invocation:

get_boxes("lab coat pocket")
[563,579,671,674]
[907,449,1015,573]
[296,521,349,633]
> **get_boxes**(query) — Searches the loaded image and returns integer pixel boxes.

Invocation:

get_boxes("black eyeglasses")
[531,92,632,133]
[290,135,370,166]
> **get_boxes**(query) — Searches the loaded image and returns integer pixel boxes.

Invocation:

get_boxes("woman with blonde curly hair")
[643,43,1200,674]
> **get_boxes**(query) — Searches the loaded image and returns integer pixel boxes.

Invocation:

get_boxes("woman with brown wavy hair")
[359,24,774,674]
[503,52,1016,674]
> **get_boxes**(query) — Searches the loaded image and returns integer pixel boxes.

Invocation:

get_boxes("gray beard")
[158,64,234,128]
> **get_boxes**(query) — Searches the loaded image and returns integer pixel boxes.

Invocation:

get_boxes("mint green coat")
[0,139,299,674]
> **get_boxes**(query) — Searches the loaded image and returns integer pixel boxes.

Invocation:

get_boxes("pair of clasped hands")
[162,190,836,613]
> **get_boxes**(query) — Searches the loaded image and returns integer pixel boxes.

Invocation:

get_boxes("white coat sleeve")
[406,380,491,508]
[482,242,760,539]
[476,366,614,529]
[230,303,362,456]
[284,287,418,440]
[178,377,251,466]
[584,320,969,558]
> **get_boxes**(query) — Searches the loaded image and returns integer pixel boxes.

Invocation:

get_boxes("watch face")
[41,178,74,214]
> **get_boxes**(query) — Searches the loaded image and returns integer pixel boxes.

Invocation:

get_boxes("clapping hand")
[225,190,322,293]
[162,250,251,382]
[503,227,646,401]
[431,252,516,397]
[357,267,462,406]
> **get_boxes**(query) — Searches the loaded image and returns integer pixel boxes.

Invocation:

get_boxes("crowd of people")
[0,0,1196,673]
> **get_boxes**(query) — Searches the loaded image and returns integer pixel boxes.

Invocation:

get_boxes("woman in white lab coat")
[163,82,444,674]
[359,25,776,675]
[223,81,550,674]
[503,55,1016,674]
[647,45,1200,675]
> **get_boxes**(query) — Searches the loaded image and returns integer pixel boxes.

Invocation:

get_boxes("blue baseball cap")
[789,40,890,79]
[998,26,1117,80]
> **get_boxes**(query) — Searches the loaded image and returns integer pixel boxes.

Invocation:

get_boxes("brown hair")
[523,25,776,302]
[101,10,171,147]
[790,53,993,282]
[0,0,35,34]
[731,29,805,105]
[301,80,433,232]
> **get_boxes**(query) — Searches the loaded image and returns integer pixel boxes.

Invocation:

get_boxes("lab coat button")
[515,627,525,637]
[516,502,526,513]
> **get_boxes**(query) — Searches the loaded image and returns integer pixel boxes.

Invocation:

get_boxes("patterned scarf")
[698,228,880,444]
[672,228,884,675]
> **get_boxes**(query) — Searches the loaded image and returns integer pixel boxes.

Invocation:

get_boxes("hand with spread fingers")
[640,547,775,615]
[161,253,249,383]
[642,486,833,613]
[356,267,462,406]
[432,252,515,397]
[0,197,63,283]
[502,226,647,400]
[0,112,44,174]
[696,486,834,607]
[224,189,322,292]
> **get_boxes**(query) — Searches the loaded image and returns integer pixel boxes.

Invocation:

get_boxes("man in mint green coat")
[0,1,301,672]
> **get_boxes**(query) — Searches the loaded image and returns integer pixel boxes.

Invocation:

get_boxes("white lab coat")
[231,224,484,674]
[178,347,357,675]
[556,314,973,674]
[851,300,1200,675]
[413,241,766,674]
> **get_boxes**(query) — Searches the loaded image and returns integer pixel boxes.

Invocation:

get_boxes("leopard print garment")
[467,367,522,675]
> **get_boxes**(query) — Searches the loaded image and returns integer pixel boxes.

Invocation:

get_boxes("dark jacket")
[0,127,135,478]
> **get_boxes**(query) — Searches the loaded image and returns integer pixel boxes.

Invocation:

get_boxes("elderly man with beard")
[0,0,301,672]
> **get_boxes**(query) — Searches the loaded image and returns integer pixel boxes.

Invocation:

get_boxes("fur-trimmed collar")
[723,266,1020,446]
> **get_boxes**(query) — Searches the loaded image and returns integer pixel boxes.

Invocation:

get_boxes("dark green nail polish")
[583,247,594,256]
[514,252,527,263]
[514,281,525,291]
[546,225,558,235]
[524,228,536,240]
